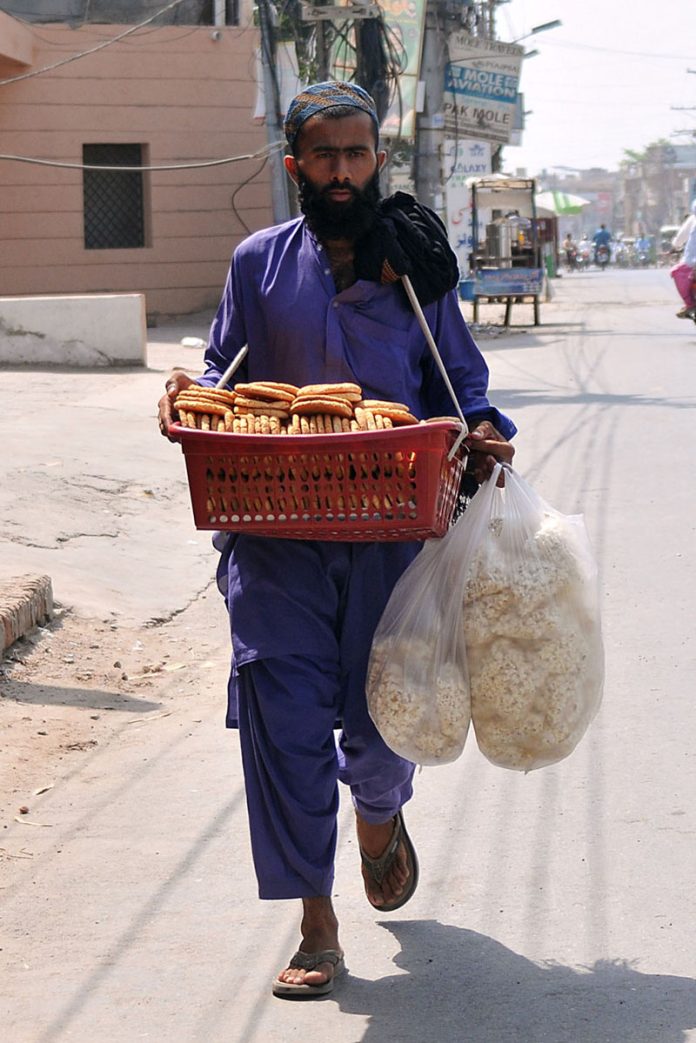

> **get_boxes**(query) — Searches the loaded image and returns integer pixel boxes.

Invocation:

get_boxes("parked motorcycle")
[576,241,592,270]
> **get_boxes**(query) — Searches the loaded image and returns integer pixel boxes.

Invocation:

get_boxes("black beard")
[298,171,381,241]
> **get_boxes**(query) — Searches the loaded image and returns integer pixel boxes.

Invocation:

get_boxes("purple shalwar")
[200,217,516,900]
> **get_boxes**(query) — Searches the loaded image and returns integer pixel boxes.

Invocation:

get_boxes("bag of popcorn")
[461,463,604,772]
[366,525,473,766]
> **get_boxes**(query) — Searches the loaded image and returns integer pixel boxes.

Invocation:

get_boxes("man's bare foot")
[274,896,342,989]
[356,812,410,908]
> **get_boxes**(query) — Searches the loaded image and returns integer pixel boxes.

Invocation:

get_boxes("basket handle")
[400,275,468,460]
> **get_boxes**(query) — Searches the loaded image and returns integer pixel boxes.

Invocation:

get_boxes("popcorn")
[463,509,603,772]
[367,640,470,766]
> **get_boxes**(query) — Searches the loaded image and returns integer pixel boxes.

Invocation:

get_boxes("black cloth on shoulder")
[353,191,460,306]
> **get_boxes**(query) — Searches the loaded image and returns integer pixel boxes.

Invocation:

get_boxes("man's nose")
[330,154,351,180]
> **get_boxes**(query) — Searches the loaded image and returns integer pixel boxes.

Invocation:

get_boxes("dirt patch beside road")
[0,593,229,836]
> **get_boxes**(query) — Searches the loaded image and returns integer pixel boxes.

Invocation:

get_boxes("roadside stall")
[466,176,545,326]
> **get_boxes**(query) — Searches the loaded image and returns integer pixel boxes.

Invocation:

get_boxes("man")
[562,232,576,271]
[592,223,612,264]
[158,81,515,998]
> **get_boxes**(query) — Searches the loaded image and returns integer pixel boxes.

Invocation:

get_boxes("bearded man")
[158,80,515,999]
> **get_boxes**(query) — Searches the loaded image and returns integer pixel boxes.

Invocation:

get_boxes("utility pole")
[258,0,292,224]
[415,2,447,212]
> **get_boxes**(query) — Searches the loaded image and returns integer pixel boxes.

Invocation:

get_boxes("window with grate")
[83,144,146,250]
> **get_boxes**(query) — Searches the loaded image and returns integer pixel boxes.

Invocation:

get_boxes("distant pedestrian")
[670,199,696,318]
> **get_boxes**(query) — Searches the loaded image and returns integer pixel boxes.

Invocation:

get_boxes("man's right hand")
[158,370,195,441]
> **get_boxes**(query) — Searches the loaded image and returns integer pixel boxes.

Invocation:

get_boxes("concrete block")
[0,294,146,366]
[0,575,54,654]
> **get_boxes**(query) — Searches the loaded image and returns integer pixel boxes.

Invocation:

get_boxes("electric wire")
[0,141,284,173]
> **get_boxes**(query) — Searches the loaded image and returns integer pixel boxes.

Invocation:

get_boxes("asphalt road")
[2,268,696,1042]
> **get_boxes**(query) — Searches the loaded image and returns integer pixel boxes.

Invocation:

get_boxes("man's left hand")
[463,421,515,486]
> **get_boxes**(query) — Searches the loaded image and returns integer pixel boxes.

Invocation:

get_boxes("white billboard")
[443,32,524,144]
[443,139,492,275]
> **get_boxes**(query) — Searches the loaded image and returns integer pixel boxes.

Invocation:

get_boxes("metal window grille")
[83,144,145,250]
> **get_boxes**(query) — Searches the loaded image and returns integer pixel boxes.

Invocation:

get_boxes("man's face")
[285,112,386,240]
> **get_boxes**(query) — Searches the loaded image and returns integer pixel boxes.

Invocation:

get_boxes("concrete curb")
[0,574,54,655]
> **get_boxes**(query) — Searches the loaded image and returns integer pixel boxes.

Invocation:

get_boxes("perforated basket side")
[176,423,464,541]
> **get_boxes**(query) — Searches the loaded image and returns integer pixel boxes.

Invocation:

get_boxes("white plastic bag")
[366,524,473,766]
[462,464,604,771]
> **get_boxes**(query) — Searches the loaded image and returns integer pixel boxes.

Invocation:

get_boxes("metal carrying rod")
[215,345,249,389]
[401,275,469,459]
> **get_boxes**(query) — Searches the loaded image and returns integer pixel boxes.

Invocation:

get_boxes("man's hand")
[463,420,515,486]
[157,370,195,441]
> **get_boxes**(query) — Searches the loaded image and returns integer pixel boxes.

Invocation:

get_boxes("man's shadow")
[337,921,696,1042]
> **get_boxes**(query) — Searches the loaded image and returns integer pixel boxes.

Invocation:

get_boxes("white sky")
[496,0,696,177]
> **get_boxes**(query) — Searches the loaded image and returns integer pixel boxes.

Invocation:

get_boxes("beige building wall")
[0,15,275,317]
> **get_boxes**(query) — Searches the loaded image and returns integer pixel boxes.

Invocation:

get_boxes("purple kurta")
[201,217,515,692]
[198,217,515,898]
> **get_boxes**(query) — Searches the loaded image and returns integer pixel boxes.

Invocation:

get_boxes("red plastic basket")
[170,421,466,541]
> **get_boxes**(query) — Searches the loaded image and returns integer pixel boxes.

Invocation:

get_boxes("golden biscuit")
[175,397,229,416]
[382,408,418,425]
[354,407,371,430]
[184,386,237,406]
[300,416,311,435]
[290,397,353,419]
[224,411,234,431]
[374,413,385,430]
[233,397,289,417]
[234,382,297,403]
[200,414,211,431]
[295,382,362,402]
[235,380,299,397]
[358,399,410,413]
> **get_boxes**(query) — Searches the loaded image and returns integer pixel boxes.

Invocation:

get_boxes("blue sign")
[473,268,544,296]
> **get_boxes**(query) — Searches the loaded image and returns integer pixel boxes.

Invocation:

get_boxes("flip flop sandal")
[272,949,345,999]
[360,809,419,913]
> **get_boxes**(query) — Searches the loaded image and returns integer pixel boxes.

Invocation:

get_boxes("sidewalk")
[0,313,215,631]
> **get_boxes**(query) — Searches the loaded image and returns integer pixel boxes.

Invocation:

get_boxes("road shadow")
[0,679,161,713]
[336,921,696,1042]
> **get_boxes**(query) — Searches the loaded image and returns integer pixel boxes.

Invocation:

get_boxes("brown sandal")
[359,809,419,913]
[272,949,345,998]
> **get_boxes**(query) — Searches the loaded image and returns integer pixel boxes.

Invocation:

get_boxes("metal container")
[485,223,513,267]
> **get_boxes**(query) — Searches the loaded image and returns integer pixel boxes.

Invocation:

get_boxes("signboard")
[443,139,492,275]
[378,0,427,139]
[443,32,524,144]
[473,267,544,297]
[332,0,427,140]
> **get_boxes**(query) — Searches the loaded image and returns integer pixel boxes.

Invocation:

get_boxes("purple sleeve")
[197,254,250,388]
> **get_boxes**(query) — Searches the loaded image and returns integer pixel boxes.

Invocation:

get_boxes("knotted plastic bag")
[462,464,604,771]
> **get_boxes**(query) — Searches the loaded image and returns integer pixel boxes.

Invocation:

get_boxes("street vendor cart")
[467,175,545,326]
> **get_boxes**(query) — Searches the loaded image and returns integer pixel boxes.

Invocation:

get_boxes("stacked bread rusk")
[174,380,420,433]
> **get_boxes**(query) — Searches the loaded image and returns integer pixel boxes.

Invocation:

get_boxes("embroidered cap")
[284,80,379,149]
